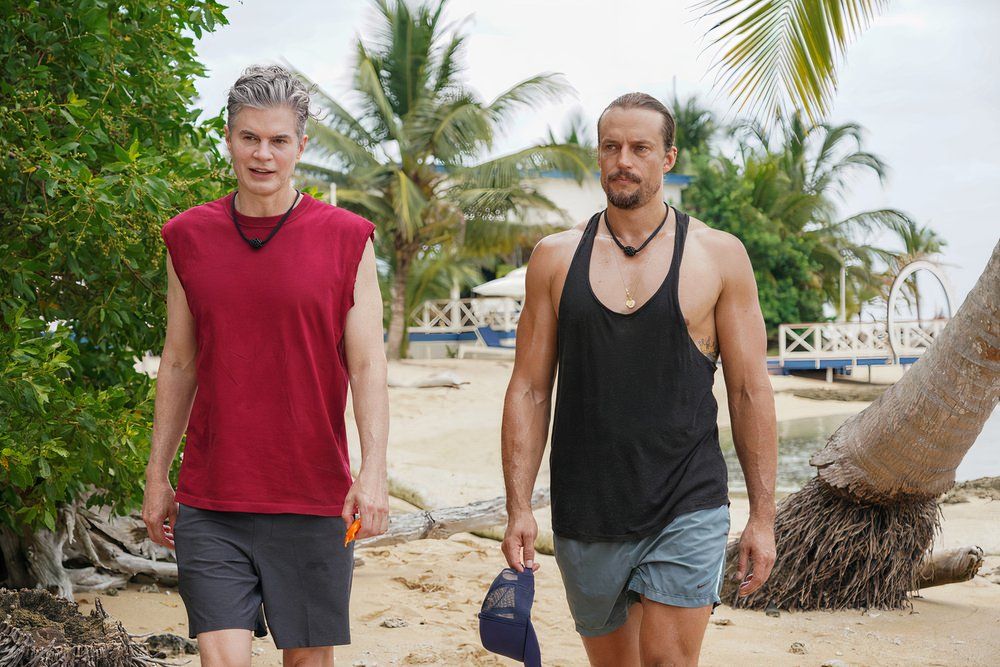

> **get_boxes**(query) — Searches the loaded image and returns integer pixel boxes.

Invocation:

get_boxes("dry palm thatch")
[721,478,939,609]
[0,588,175,666]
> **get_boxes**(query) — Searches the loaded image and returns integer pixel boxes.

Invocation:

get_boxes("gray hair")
[226,65,316,138]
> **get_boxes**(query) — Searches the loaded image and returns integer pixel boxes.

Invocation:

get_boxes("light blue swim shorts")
[553,504,730,637]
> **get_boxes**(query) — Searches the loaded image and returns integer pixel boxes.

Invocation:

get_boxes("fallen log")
[357,488,550,548]
[916,546,984,589]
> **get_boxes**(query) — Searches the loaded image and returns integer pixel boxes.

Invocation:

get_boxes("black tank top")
[550,208,729,541]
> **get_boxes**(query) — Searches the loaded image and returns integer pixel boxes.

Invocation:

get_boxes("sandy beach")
[77,360,1000,666]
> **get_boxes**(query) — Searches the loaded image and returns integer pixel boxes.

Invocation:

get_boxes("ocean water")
[721,409,1000,493]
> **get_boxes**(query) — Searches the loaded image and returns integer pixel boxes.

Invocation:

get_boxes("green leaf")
[59,108,78,127]
[694,0,889,124]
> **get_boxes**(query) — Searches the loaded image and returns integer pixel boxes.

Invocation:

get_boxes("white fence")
[778,319,948,364]
[409,297,523,333]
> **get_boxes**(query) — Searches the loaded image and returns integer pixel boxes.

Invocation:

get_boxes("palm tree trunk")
[726,240,999,610]
[386,250,412,360]
[814,240,998,501]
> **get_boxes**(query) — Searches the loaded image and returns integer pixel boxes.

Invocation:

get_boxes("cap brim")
[479,614,529,661]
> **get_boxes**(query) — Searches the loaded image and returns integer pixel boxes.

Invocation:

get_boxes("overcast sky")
[192,0,999,308]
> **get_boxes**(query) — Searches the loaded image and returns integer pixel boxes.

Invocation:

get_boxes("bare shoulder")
[687,215,745,253]
[687,215,750,270]
[530,225,584,268]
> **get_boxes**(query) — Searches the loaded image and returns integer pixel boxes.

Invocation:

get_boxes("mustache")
[608,170,641,183]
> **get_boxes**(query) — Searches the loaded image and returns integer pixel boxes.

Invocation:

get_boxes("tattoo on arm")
[696,336,719,362]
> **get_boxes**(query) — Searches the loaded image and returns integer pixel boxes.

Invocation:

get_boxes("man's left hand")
[734,516,776,596]
[342,468,390,540]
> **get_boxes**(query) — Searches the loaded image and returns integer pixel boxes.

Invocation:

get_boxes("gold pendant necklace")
[605,213,656,310]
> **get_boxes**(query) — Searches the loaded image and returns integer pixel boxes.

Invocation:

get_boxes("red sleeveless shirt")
[161,192,375,515]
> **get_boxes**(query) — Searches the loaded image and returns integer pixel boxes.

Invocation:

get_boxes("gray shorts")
[174,503,354,649]
[553,504,730,637]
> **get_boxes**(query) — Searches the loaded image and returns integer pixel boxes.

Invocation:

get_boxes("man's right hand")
[142,477,178,550]
[502,510,540,573]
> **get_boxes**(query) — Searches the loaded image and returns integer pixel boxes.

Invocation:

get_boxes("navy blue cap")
[478,568,541,666]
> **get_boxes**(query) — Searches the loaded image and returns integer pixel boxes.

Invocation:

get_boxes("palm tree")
[668,93,718,172]
[293,0,589,358]
[740,112,912,309]
[887,219,947,321]
[723,240,999,610]
[693,0,1000,612]
[694,0,891,123]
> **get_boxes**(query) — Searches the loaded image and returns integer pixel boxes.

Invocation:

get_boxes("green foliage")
[0,1,230,532]
[668,93,717,172]
[684,155,825,336]
[682,105,919,336]
[738,112,914,314]
[0,312,152,531]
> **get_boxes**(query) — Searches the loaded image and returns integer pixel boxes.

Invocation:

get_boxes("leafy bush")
[0,1,230,532]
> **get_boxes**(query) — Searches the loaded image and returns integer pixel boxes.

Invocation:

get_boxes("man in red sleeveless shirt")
[142,65,389,666]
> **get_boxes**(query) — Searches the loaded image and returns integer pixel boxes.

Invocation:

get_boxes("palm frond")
[306,120,382,169]
[391,170,429,242]
[296,161,349,184]
[695,0,890,123]
[335,186,396,223]
[461,218,560,256]
[432,31,466,94]
[449,186,565,224]
[288,63,378,145]
[356,43,404,142]
[810,120,863,183]
[408,94,493,162]
[451,143,592,187]
[487,74,574,128]
[827,208,912,237]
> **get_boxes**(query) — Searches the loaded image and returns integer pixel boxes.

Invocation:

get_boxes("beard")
[601,170,658,210]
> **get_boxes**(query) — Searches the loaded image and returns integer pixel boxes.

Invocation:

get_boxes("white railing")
[779,319,948,363]
[409,297,523,333]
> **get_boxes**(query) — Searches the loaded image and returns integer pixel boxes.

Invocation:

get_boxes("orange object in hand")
[344,517,362,546]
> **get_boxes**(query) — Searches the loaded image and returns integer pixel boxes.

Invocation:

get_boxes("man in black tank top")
[501,93,778,665]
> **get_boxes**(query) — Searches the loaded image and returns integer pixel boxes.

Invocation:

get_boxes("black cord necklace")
[230,189,300,250]
[604,204,670,256]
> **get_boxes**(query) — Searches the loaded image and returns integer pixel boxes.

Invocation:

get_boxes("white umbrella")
[472,267,527,298]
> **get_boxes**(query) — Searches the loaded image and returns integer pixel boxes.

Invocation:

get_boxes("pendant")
[249,237,263,249]
[624,246,637,257]
[625,297,636,309]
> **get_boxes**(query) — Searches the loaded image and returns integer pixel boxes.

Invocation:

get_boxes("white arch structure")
[886,259,955,364]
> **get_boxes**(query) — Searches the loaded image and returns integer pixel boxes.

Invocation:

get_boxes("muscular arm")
[714,234,777,595]
[342,239,390,538]
[143,251,198,549]
[501,240,560,572]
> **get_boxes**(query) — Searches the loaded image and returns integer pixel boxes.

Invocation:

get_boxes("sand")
[75,359,999,666]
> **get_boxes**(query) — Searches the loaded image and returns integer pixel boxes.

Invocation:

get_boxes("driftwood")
[1,489,551,597]
[916,546,985,589]
[387,371,469,389]
[358,488,550,548]
[0,501,179,600]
